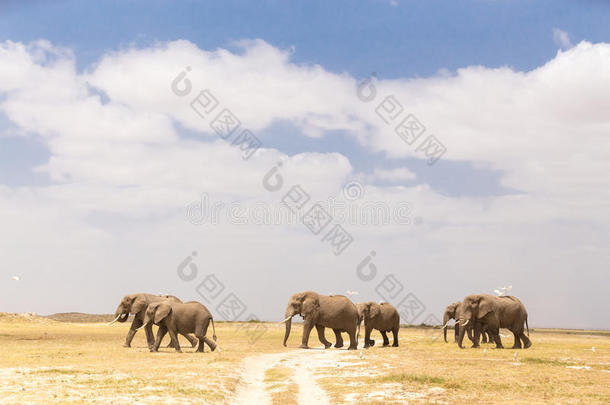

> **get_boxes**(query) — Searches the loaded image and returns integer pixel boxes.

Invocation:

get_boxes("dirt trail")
[231,349,341,405]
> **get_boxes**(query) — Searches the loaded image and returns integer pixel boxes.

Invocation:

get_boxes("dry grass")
[316,328,610,404]
[0,314,286,404]
[1,314,608,404]
[264,366,298,404]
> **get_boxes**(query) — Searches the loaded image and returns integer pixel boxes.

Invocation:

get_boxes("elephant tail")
[211,318,217,341]
[525,316,529,337]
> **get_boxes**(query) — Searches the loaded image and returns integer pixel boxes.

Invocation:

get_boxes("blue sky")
[1,1,610,329]
[2,0,609,77]
[4,0,604,196]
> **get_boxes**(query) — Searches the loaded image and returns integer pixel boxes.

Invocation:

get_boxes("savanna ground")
[0,313,608,404]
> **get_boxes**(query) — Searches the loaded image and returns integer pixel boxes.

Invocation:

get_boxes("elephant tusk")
[279,316,292,324]
[462,319,469,326]
[107,314,121,325]
[135,324,146,331]
[441,321,450,329]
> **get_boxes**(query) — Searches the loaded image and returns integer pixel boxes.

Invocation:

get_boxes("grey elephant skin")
[111,293,197,349]
[283,291,360,350]
[457,294,531,349]
[143,301,217,353]
[443,301,493,344]
[357,302,400,348]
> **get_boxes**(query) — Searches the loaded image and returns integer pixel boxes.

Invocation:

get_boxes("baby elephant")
[357,302,400,348]
[142,301,217,353]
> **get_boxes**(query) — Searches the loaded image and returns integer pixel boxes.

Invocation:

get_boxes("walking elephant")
[443,301,493,344]
[457,294,531,349]
[282,291,359,350]
[357,302,399,348]
[109,293,197,349]
[141,301,217,353]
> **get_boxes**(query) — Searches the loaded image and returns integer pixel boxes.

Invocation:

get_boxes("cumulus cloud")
[0,39,608,328]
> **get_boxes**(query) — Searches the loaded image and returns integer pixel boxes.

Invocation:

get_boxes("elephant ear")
[154,304,172,323]
[369,303,381,318]
[131,296,148,315]
[477,296,494,320]
[302,296,319,318]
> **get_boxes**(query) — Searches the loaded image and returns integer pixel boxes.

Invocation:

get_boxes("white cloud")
[0,39,608,328]
[553,28,573,49]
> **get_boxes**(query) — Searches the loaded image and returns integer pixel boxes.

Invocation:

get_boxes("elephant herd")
[281,291,400,350]
[109,293,217,352]
[442,294,532,349]
[109,291,531,353]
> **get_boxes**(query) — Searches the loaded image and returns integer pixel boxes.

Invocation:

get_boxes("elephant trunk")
[442,312,450,343]
[114,307,129,323]
[282,308,295,347]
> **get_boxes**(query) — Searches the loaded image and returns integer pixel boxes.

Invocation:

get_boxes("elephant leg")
[381,331,390,347]
[521,332,532,349]
[194,330,204,353]
[492,332,504,349]
[168,328,181,352]
[152,326,167,352]
[124,318,143,348]
[347,328,358,350]
[333,329,344,348]
[186,334,198,348]
[144,323,155,349]
[391,328,399,347]
[471,325,481,348]
[454,324,459,343]
[467,327,476,345]
[481,331,488,344]
[201,336,217,352]
[171,333,197,348]
[511,330,522,349]
[315,325,332,349]
[364,325,374,348]
[300,320,314,349]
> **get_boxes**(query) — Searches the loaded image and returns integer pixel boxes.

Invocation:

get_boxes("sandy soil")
[231,348,340,405]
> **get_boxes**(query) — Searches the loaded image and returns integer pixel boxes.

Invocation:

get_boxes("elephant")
[357,301,399,348]
[443,301,493,344]
[282,291,359,350]
[457,294,531,349]
[141,301,217,353]
[109,293,197,349]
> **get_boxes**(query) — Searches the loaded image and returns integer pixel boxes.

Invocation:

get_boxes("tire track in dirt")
[231,349,340,405]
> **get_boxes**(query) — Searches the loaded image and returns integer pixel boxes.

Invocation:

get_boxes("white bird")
[592,347,596,352]
[513,352,518,361]
[11,276,20,281]
[346,291,359,296]
[359,350,364,359]
[494,285,512,296]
